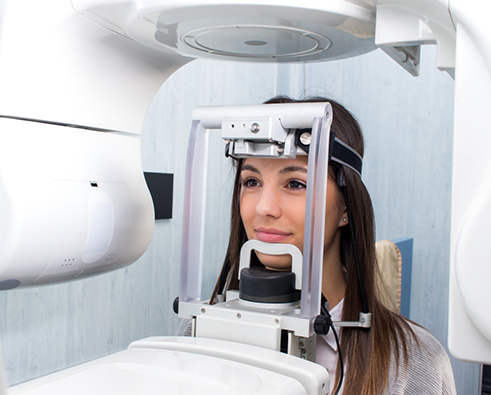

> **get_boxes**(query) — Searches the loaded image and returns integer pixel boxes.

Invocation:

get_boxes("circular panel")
[123,3,377,62]
[182,25,331,59]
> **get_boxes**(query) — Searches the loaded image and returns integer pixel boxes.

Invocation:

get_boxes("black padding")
[239,267,300,303]
[330,138,363,175]
[295,129,362,176]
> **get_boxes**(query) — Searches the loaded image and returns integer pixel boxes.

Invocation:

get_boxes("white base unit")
[8,337,329,395]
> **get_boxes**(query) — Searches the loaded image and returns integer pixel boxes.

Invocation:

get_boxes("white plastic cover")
[73,0,377,63]
[0,118,154,287]
[9,337,331,395]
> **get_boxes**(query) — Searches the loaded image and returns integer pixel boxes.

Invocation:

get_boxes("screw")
[237,313,242,319]
[250,123,260,134]
[200,307,206,314]
[299,131,311,146]
[275,318,280,324]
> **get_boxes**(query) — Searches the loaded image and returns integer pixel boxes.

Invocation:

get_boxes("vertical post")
[300,108,332,333]
[179,120,209,303]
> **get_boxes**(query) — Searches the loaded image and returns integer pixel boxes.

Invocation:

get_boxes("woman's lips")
[255,228,291,243]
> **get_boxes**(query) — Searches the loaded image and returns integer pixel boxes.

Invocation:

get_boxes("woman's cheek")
[240,201,254,238]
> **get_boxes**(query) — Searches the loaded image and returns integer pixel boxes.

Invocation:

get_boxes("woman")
[210,96,456,395]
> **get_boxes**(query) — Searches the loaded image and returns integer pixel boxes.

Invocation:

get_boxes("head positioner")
[221,110,363,178]
[220,103,369,317]
[181,102,370,338]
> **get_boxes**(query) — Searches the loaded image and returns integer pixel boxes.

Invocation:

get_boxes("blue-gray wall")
[0,46,480,394]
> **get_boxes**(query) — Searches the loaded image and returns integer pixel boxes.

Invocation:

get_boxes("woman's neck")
[322,231,347,309]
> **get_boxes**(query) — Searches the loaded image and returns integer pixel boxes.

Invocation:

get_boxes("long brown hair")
[211,96,415,394]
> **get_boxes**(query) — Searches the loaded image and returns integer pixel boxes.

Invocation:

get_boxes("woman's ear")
[338,206,349,227]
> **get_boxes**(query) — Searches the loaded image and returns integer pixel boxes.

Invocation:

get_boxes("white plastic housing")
[374,0,456,74]
[0,0,188,288]
[447,0,491,364]
[73,0,378,63]
[373,0,491,365]
[9,337,329,395]
[0,118,154,288]
[0,0,191,134]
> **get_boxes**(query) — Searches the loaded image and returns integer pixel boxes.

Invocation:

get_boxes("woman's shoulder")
[406,322,449,358]
[387,320,457,395]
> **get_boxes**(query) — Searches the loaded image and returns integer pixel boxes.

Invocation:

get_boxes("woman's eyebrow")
[279,166,308,174]
[240,164,260,174]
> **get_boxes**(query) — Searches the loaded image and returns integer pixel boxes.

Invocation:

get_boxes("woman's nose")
[255,187,282,218]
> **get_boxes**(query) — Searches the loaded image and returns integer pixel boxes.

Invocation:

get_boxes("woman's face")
[239,157,347,270]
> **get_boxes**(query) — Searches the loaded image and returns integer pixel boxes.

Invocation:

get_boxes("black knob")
[173,296,179,314]
[314,315,332,335]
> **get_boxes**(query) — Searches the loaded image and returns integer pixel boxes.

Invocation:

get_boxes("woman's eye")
[243,178,260,188]
[287,180,306,190]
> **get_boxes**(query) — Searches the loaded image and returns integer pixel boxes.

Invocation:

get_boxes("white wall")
[0,46,480,394]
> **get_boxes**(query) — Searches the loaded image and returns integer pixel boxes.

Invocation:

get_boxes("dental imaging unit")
[0,0,490,394]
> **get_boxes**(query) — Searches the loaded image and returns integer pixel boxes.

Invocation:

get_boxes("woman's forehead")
[242,157,309,172]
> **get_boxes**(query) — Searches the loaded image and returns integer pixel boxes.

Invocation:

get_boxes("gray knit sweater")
[386,323,456,395]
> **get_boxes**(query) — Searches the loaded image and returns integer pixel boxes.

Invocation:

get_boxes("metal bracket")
[333,312,371,328]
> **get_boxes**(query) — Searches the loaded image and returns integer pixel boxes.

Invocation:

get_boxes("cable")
[331,321,344,395]
[337,169,369,314]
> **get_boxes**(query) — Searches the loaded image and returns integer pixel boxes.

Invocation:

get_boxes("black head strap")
[295,129,362,177]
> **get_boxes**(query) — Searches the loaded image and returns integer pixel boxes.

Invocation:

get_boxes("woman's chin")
[256,252,292,271]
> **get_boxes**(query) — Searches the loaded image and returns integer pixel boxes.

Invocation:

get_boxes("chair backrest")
[375,238,413,318]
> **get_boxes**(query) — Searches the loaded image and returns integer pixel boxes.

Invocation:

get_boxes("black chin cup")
[239,267,300,303]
